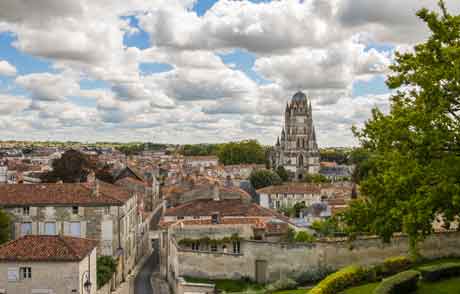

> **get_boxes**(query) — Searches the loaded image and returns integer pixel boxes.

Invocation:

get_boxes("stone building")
[0,235,97,294]
[0,178,145,280]
[257,182,353,212]
[271,91,320,180]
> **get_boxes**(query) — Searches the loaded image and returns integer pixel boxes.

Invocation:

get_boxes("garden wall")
[173,231,460,283]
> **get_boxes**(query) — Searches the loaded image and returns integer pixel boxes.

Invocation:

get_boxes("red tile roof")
[0,235,97,262]
[257,183,322,194]
[164,199,284,219]
[0,181,132,206]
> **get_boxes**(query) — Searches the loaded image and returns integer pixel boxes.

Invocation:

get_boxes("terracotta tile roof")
[0,235,97,262]
[0,181,132,206]
[257,183,322,194]
[185,156,219,161]
[164,199,277,218]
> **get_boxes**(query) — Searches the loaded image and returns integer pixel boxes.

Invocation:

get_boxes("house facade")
[0,235,97,294]
[0,178,143,279]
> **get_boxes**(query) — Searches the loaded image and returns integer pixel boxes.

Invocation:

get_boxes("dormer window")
[72,206,79,215]
[211,213,220,224]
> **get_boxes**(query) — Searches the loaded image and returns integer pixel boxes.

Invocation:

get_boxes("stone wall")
[172,231,460,283]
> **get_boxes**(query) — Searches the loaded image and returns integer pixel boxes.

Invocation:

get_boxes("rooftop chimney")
[92,180,99,197]
[212,182,220,201]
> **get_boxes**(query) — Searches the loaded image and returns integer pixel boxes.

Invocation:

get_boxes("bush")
[97,256,117,289]
[309,265,369,294]
[418,262,460,282]
[381,256,412,276]
[265,278,298,293]
[295,266,334,285]
[294,231,316,243]
[373,270,420,294]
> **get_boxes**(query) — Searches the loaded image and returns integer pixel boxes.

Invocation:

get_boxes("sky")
[0,0,459,146]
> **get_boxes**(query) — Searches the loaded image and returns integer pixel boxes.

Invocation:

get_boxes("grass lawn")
[273,290,308,294]
[344,278,460,294]
[182,276,264,292]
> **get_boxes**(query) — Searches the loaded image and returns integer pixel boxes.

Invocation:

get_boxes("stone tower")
[271,91,320,180]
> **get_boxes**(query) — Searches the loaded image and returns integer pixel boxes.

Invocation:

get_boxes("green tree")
[303,173,330,183]
[310,218,341,237]
[249,169,282,190]
[41,150,95,183]
[97,256,117,289]
[294,231,316,243]
[349,1,460,257]
[275,166,290,182]
[0,209,10,244]
[217,140,267,165]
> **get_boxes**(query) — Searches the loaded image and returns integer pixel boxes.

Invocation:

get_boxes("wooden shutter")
[81,221,87,238]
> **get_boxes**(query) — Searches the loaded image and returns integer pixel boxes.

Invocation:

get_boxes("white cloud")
[0,0,453,145]
[0,60,17,76]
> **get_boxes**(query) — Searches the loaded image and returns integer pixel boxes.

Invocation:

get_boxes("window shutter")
[14,223,21,239]
[56,221,62,235]
[63,222,70,236]
[38,222,44,235]
[78,207,84,217]
[81,221,87,238]
[29,207,37,216]
[31,222,38,234]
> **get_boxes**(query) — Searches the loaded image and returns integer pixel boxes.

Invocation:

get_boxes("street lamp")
[82,272,92,294]
[83,279,92,293]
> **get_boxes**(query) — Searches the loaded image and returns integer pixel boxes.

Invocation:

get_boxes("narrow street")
[134,242,159,294]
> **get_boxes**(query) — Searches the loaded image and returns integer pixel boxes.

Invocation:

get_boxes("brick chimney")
[212,182,220,201]
[87,171,98,197]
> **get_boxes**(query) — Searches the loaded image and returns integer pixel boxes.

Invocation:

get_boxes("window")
[191,242,200,251]
[45,222,57,235]
[193,216,200,219]
[233,241,241,254]
[19,267,31,280]
[22,206,30,216]
[21,222,32,236]
[72,206,79,215]
[211,213,220,224]
[70,222,81,237]
[211,244,217,252]
[177,216,184,220]
[104,207,110,215]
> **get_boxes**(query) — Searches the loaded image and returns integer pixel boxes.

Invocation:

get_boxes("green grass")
[182,276,264,292]
[273,290,307,294]
[344,277,460,294]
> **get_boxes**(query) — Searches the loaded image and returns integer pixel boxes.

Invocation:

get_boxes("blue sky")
[2,0,444,145]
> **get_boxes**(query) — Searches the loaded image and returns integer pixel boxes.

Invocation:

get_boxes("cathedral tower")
[271,91,320,180]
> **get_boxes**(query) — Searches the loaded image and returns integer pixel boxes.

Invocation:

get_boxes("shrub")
[265,278,298,293]
[97,256,117,289]
[295,231,316,243]
[373,270,420,294]
[418,262,460,282]
[308,265,368,294]
[381,256,412,276]
[295,266,334,285]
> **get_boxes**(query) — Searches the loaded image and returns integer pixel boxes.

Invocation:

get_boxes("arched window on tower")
[297,138,300,148]
[298,154,304,168]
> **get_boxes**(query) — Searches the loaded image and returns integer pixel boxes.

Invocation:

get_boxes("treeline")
[179,140,268,166]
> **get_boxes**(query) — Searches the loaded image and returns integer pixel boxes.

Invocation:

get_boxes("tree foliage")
[41,150,96,183]
[217,140,267,165]
[0,209,10,245]
[275,166,290,182]
[347,1,460,256]
[97,256,117,289]
[249,169,282,190]
[302,173,330,184]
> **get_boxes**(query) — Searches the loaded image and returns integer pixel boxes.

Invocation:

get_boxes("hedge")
[308,265,369,294]
[381,256,412,276]
[373,270,420,294]
[418,262,460,282]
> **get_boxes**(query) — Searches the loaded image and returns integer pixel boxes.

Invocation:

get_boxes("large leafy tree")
[41,149,96,183]
[249,169,282,190]
[348,1,460,257]
[0,209,11,244]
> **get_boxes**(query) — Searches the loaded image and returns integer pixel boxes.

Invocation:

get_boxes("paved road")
[134,246,159,294]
